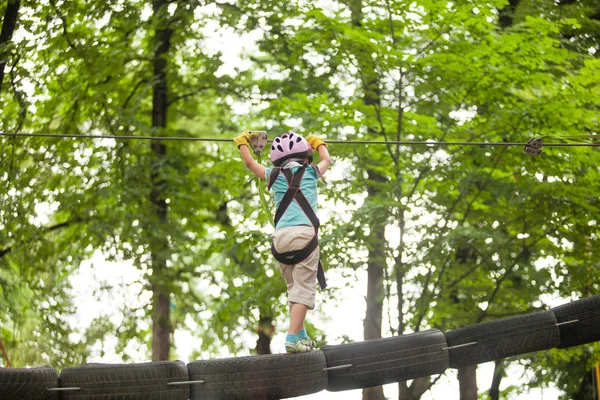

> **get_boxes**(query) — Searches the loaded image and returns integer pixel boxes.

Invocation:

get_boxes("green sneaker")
[285,340,313,354]
[299,337,316,349]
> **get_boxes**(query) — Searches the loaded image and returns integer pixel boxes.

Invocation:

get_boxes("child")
[234,130,331,353]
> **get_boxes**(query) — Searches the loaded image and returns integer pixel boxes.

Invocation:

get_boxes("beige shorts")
[272,225,319,310]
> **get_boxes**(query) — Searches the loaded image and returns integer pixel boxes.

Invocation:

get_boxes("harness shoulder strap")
[294,190,320,230]
[310,164,326,184]
[273,167,306,227]
[273,166,321,230]
[267,167,282,191]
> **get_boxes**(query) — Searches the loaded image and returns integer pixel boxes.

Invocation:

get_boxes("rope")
[1,132,599,147]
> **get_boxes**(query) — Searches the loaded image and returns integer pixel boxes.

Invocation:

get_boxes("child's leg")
[273,226,319,353]
[288,303,308,334]
[288,304,312,344]
[287,304,306,331]
[285,303,312,353]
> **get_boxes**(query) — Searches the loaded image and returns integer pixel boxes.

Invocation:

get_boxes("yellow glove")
[306,135,327,150]
[233,131,260,149]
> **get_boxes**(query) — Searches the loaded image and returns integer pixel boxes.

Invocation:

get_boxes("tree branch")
[9,54,27,131]
[413,147,510,327]
[0,218,86,259]
[167,86,212,106]
[478,235,544,322]
[49,0,78,51]
[124,78,150,109]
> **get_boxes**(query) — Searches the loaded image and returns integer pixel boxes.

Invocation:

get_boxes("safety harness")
[268,164,327,289]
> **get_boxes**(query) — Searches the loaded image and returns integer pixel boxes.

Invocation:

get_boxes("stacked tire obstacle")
[1,295,599,400]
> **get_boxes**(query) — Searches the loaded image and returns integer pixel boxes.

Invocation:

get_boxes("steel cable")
[1,132,599,147]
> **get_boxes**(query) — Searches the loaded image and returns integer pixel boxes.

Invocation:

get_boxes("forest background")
[1,0,599,399]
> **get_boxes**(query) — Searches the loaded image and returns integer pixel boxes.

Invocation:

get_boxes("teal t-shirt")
[266,165,319,230]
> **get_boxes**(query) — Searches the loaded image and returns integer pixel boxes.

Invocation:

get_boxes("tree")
[1,1,598,399]
[1,0,245,364]
[231,0,600,398]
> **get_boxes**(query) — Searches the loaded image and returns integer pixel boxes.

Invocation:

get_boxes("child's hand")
[234,131,260,149]
[306,135,327,150]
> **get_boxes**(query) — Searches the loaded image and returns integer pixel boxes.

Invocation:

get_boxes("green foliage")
[1,0,599,398]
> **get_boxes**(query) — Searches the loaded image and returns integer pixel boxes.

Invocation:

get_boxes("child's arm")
[234,131,266,179]
[240,145,266,179]
[306,135,331,175]
[316,144,331,175]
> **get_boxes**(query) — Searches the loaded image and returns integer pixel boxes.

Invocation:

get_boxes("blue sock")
[299,329,308,340]
[286,333,299,344]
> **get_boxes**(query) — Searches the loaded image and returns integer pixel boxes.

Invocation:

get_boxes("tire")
[321,329,449,392]
[58,361,189,400]
[444,310,560,369]
[188,351,327,400]
[0,366,59,400]
[552,295,600,349]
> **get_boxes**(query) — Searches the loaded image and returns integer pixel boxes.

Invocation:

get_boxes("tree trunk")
[255,315,274,355]
[489,360,505,400]
[363,174,385,342]
[363,386,385,400]
[399,382,411,400]
[0,336,11,367]
[458,365,478,400]
[362,171,387,400]
[150,0,173,362]
[348,1,386,398]
[399,378,430,400]
[0,0,20,90]
[498,0,521,29]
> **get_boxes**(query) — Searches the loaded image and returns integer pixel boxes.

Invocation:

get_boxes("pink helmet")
[269,131,313,166]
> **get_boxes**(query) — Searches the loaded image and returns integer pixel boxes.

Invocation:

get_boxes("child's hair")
[269,131,313,166]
